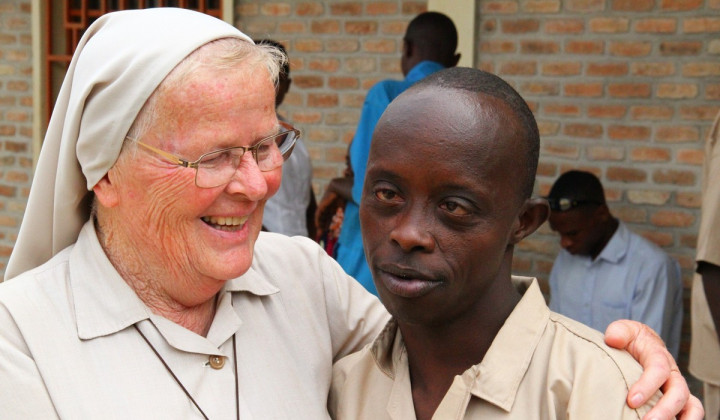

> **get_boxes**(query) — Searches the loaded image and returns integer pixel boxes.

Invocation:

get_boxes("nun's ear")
[92,171,120,208]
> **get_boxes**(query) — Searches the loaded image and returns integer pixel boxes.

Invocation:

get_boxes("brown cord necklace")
[134,324,240,420]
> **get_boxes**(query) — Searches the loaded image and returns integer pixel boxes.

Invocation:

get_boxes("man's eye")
[375,189,398,202]
[441,200,470,216]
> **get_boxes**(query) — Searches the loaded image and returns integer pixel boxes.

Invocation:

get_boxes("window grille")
[44,1,223,124]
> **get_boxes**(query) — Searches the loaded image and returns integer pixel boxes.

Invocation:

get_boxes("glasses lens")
[193,129,300,188]
[196,149,242,188]
[255,134,286,171]
[276,129,298,160]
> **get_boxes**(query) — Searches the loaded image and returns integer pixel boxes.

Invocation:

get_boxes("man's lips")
[376,264,442,298]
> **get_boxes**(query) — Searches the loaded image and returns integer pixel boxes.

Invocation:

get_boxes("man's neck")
[399,280,522,420]
[590,217,619,260]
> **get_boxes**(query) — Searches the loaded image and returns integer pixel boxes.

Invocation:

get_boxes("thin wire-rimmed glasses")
[125,126,300,188]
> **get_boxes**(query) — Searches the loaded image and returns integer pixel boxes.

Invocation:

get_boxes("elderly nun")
[0,7,700,420]
[0,8,384,418]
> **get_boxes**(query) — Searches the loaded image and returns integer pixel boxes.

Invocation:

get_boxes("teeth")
[202,216,248,226]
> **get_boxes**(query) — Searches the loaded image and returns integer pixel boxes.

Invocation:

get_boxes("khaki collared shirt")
[330,278,659,420]
[0,221,389,419]
[689,112,720,385]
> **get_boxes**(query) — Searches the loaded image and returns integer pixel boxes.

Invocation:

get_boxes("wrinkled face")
[548,208,604,257]
[360,87,527,326]
[106,62,280,302]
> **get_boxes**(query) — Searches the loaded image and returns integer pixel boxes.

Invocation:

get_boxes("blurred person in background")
[689,110,720,419]
[546,170,683,359]
[257,39,317,239]
[319,11,461,295]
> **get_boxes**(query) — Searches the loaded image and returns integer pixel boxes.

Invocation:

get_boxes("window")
[42,0,225,126]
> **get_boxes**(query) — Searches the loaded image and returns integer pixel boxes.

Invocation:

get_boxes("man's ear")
[510,197,550,245]
[92,169,120,209]
[595,204,612,221]
[402,38,413,58]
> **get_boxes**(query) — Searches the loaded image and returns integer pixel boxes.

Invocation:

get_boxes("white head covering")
[5,8,252,280]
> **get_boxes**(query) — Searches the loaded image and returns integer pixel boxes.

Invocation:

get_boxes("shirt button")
[209,355,225,369]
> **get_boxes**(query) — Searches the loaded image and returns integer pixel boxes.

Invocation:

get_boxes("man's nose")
[389,206,436,253]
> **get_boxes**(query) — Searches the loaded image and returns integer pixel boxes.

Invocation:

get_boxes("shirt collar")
[595,221,630,264]
[471,278,549,411]
[370,317,401,378]
[369,277,549,413]
[405,60,446,84]
[72,221,279,340]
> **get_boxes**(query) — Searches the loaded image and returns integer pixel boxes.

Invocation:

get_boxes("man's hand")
[605,320,704,420]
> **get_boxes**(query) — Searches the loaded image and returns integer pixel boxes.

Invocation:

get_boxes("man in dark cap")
[546,170,683,358]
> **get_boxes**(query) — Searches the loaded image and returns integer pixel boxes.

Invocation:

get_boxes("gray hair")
[127,38,286,142]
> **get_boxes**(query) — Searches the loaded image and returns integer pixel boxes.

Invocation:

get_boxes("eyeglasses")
[125,126,299,188]
[545,197,600,212]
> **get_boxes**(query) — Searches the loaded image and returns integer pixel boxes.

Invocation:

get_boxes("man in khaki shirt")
[329,67,662,419]
[331,278,658,419]
[690,111,720,419]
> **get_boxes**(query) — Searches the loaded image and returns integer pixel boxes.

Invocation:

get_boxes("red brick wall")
[476,0,719,286]
[0,0,32,275]
[474,2,717,382]
[234,1,718,275]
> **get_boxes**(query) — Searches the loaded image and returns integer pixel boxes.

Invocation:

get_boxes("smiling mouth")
[201,216,249,232]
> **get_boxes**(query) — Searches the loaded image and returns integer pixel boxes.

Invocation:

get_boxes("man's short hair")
[410,67,540,200]
[404,11,458,65]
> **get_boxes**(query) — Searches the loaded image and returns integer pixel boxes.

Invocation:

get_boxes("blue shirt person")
[337,61,446,294]
[546,170,683,358]
[549,220,683,358]
[332,12,461,294]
